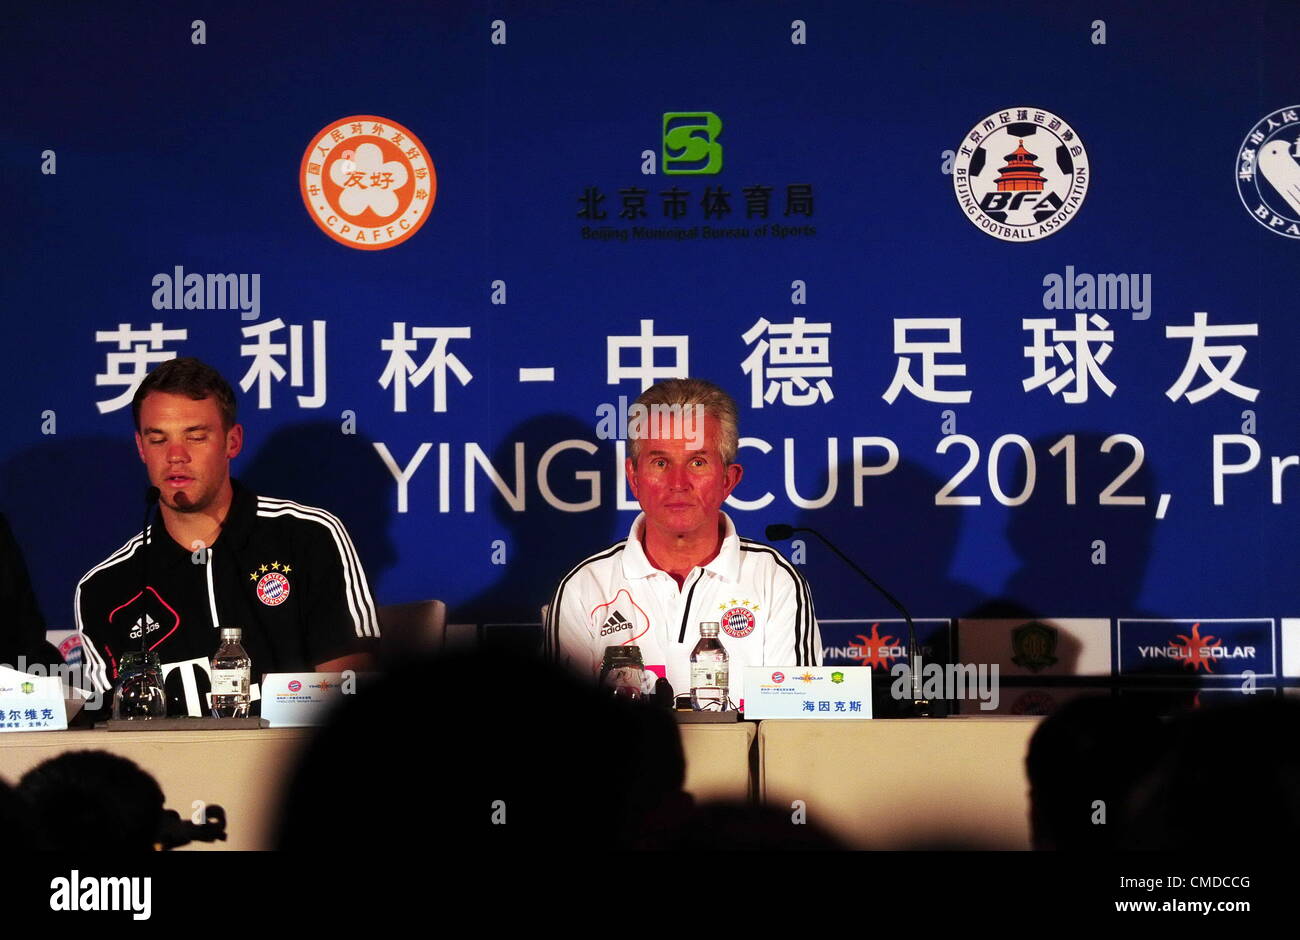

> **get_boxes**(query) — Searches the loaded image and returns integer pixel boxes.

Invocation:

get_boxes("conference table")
[758,716,1042,849]
[0,717,1040,850]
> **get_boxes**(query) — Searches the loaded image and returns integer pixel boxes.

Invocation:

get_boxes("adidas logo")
[128,613,162,640]
[600,610,634,637]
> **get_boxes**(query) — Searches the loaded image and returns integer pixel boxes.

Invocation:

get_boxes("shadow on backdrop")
[454,414,620,651]
[1,435,143,630]
[791,456,985,618]
[981,431,1161,619]
[240,420,398,595]
[963,432,1199,714]
[792,458,984,716]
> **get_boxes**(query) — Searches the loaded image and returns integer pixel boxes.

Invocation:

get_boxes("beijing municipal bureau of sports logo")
[299,115,437,250]
[953,107,1089,242]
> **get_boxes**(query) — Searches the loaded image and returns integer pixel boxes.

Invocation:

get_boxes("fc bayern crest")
[256,571,291,607]
[299,114,437,250]
[720,606,756,639]
[953,107,1089,241]
[1236,106,1300,239]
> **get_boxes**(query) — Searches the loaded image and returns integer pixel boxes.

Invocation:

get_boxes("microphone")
[138,487,160,652]
[765,523,933,717]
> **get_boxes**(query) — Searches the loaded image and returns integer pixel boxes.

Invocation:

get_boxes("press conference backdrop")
[4,1,1298,709]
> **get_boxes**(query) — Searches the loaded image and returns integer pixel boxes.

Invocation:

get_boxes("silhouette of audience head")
[651,801,844,850]
[1025,695,1167,850]
[276,648,692,850]
[1123,696,1300,851]
[19,750,165,851]
[0,776,37,850]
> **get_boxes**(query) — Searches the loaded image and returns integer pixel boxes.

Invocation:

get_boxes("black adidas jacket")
[75,480,380,717]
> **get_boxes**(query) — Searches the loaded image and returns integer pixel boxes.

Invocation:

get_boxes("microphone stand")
[139,487,160,653]
[768,524,932,717]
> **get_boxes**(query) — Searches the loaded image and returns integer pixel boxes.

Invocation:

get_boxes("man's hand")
[315,652,376,674]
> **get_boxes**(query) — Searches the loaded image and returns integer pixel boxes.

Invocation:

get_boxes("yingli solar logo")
[1137,623,1252,673]
[1120,619,1273,677]
[835,623,906,670]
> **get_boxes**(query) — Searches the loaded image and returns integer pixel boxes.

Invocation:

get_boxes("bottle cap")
[699,622,720,637]
[601,645,644,667]
[220,627,243,641]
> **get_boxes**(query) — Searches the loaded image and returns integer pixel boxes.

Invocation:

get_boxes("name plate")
[742,666,872,719]
[259,672,351,727]
[0,666,68,732]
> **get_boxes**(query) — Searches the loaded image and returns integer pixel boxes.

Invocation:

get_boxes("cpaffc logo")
[663,112,723,175]
[300,115,437,250]
[953,107,1089,241]
[1236,105,1300,238]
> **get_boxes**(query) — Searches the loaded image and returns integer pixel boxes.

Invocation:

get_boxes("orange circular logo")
[299,115,437,250]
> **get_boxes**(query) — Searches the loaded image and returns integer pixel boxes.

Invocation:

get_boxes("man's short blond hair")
[627,378,739,465]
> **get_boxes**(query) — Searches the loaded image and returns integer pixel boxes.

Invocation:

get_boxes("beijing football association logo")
[953,107,1089,242]
[299,115,437,250]
[1236,106,1300,239]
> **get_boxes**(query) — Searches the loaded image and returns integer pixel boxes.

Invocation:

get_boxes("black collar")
[145,478,257,567]
[222,478,257,550]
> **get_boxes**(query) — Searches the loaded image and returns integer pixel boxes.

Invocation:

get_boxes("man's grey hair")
[627,378,739,465]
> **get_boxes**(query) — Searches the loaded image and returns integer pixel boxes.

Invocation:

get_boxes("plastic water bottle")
[690,622,728,711]
[599,645,646,700]
[210,627,251,718]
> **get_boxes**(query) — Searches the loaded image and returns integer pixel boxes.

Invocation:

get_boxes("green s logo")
[663,112,723,174]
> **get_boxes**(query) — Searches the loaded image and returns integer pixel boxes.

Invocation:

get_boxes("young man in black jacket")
[76,358,380,717]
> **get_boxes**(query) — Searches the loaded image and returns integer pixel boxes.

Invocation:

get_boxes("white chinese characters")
[379,323,473,413]
[741,317,833,407]
[240,319,327,409]
[95,323,188,414]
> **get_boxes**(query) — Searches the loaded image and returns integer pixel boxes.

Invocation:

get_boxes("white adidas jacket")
[545,512,822,708]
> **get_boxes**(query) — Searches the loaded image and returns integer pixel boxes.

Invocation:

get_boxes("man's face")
[135,391,242,514]
[626,413,743,540]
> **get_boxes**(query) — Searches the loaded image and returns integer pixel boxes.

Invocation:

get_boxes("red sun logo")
[1172,622,1222,673]
[849,623,902,670]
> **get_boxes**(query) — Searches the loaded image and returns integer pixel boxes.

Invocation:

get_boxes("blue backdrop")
[4,0,1297,699]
